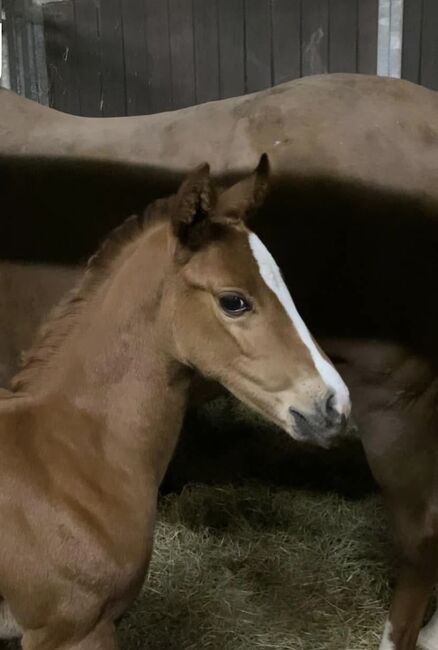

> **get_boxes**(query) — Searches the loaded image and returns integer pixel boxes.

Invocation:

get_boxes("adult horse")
[1,73,438,650]
[255,179,438,650]
[0,158,351,648]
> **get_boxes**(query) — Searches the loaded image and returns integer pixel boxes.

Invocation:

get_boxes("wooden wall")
[5,0,379,116]
[4,0,438,117]
[402,0,438,90]
[3,0,48,103]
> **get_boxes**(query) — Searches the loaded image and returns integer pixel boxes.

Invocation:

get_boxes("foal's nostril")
[289,408,314,439]
[289,408,308,427]
[289,397,346,445]
[323,392,342,426]
[325,393,336,416]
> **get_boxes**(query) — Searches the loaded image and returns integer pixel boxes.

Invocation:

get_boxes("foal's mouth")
[289,414,352,449]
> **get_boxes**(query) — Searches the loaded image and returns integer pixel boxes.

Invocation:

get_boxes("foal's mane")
[12,199,170,393]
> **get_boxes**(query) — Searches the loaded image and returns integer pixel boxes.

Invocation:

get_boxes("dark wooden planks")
[3,0,20,93]
[301,0,329,76]
[120,0,148,115]
[5,0,28,96]
[218,0,245,98]
[31,0,49,104]
[329,0,357,73]
[3,1,14,91]
[99,0,125,117]
[420,0,438,90]
[21,0,38,101]
[74,0,101,116]
[244,0,272,93]
[43,0,80,114]
[193,0,219,104]
[169,0,195,109]
[358,0,378,74]
[402,0,438,90]
[11,0,429,116]
[145,0,172,114]
[401,0,422,83]
[271,0,301,84]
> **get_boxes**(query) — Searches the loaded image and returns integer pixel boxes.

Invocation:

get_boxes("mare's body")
[0,262,79,387]
[255,181,438,650]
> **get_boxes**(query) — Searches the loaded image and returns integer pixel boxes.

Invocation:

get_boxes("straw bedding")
[122,397,394,650]
[119,484,392,650]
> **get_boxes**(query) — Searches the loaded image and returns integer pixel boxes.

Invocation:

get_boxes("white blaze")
[248,232,350,415]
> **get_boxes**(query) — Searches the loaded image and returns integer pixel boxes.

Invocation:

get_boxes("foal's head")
[14,155,350,447]
[163,155,351,445]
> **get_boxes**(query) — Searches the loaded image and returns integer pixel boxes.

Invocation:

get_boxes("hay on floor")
[120,483,394,650]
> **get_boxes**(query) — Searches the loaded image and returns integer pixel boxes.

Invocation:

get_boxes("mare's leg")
[378,501,438,650]
[22,621,118,650]
[0,599,22,639]
[419,604,438,650]
[322,338,438,650]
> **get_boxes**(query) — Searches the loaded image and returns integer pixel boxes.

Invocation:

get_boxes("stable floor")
[120,483,392,650]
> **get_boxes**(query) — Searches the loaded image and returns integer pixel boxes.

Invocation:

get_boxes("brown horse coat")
[1,73,437,199]
[1,73,438,650]
[0,160,353,649]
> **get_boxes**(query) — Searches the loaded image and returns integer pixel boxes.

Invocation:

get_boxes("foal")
[0,156,350,649]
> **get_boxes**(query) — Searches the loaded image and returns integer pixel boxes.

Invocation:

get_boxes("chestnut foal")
[0,156,350,649]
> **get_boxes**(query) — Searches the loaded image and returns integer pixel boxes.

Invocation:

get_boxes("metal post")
[377,0,404,78]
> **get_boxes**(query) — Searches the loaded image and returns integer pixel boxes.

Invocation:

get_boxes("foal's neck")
[42,222,190,484]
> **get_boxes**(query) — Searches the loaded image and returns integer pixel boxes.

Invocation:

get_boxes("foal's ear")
[216,153,270,223]
[172,163,216,251]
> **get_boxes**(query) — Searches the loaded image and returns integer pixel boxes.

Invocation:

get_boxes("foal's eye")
[218,293,251,316]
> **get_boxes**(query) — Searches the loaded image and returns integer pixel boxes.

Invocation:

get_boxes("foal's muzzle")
[289,392,348,448]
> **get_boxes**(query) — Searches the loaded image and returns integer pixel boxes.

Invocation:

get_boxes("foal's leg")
[0,599,22,639]
[22,621,118,650]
